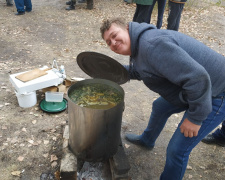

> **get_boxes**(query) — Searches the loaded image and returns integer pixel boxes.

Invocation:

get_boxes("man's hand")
[180,118,201,138]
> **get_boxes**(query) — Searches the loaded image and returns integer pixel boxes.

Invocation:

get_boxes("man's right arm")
[123,64,141,80]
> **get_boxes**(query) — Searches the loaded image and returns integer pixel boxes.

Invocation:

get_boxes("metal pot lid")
[77,51,129,85]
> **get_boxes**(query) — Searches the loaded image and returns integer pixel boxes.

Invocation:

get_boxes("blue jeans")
[167,1,185,31]
[140,93,225,180]
[212,121,225,140]
[14,0,32,12]
[149,0,167,29]
[133,4,152,24]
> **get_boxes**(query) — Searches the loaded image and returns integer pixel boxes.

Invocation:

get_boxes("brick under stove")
[60,125,131,180]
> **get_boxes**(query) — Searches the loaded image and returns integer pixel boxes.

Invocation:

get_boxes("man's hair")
[100,18,127,39]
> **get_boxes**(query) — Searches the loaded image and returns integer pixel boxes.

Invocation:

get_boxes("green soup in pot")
[69,83,123,109]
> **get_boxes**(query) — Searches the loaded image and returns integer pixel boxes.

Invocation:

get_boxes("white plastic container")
[45,91,64,102]
[15,91,37,108]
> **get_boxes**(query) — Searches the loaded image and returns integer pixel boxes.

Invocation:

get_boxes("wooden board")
[15,68,49,82]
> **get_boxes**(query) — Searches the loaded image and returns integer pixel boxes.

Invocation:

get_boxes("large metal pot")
[67,78,125,161]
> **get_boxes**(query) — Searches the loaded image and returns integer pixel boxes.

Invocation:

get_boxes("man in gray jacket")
[100,18,225,180]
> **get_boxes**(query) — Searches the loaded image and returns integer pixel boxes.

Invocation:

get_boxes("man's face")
[103,24,131,56]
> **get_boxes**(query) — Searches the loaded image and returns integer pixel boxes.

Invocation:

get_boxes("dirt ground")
[0,0,225,180]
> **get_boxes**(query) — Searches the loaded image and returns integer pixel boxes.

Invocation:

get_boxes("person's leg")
[86,0,93,10]
[160,92,225,180]
[167,1,184,31]
[14,0,25,12]
[148,0,157,25]
[140,97,186,147]
[133,4,140,22]
[24,0,32,12]
[133,4,152,23]
[156,0,167,29]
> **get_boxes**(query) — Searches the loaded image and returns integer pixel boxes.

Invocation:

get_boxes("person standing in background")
[167,0,187,31]
[133,0,153,23]
[14,0,32,15]
[149,0,167,29]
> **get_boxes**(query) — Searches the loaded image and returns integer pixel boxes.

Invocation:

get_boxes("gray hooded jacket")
[128,22,225,125]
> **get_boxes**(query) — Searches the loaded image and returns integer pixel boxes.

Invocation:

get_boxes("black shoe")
[15,11,25,15]
[78,0,86,3]
[66,5,75,10]
[6,0,13,6]
[201,134,225,147]
[66,1,71,5]
[125,134,154,150]
[7,2,13,6]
